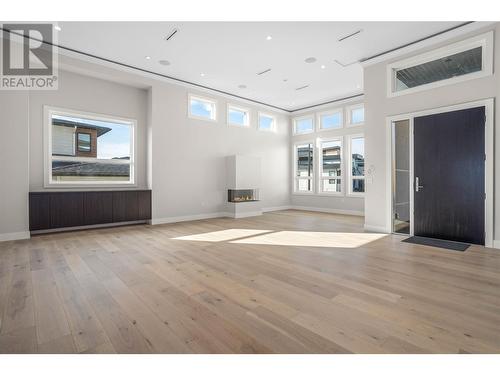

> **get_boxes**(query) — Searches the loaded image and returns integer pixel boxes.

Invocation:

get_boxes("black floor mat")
[402,236,470,251]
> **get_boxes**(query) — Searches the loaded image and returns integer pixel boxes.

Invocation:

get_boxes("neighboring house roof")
[52,118,112,137]
[52,161,129,177]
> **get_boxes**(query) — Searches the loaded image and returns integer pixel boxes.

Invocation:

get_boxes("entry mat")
[402,236,470,251]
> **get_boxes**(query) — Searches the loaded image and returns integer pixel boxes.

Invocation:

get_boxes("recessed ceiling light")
[283,79,288,82]
[304,57,317,63]
[159,60,170,66]
[145,56,151,60]
[321,65,326,69]
[54,25,61,31]
[266,35,272,40]
[238,84,247,89]
[200,73,205,77]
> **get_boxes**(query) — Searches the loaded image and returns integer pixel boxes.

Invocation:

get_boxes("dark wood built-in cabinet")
[29,190,151,231]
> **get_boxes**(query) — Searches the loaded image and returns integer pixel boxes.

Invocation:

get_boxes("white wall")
[364,24,500,240]
[0,91,30,240]
[290,99,365,215]
[28,70,149,191]
[149,83,290,222]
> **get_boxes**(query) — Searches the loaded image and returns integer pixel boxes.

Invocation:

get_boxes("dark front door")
[413,107,485,245]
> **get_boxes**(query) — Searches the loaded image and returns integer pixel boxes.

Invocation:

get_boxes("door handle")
[415,177,424,192]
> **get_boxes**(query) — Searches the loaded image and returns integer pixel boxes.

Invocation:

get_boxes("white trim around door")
[385,98,494,248]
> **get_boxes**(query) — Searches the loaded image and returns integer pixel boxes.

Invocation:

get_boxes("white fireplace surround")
[226,155,262,218]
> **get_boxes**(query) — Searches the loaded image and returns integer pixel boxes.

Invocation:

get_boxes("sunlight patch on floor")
[230,231,388,248]
[172,229,273,242]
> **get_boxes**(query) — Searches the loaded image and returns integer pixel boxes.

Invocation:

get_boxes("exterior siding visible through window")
[349,135,365,195]
[45,107,136,187]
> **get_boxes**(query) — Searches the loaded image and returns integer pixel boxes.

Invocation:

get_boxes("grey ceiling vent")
[338,29,362,42]
[257,68,272,76]
[295,84,309,91]
[164,28,179,41]
[334,59,359,67]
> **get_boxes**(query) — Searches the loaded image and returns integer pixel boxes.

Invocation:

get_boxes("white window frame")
[387,31,494,98]
[318,137,343,196]
[188,94,218,122]
[347,134,365,197]
[257,112,276,132]
[317,108,344,132]
[293,115,314,135]
[346,103,364,127]
[43,106,137,188]
[227,104,250,127]
[293,141,315,195]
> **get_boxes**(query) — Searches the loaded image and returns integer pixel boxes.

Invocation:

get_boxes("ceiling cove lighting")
[257,68,272,76]
[338,29,363,42]
[304,57,317,63]
[164,28,179,41]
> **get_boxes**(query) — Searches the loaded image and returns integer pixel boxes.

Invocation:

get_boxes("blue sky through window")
[190,98,215,119]
[321,112,342,129]
[259,115,274,130]
[351,107,364,124]
[352,137,364,156]
[296,118,313,133]
[229,108,247,125]
[52,115,131,159]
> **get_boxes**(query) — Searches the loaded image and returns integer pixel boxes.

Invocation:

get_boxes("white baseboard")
[364,224,390,233]
[492,240,500,249]
[151,212,231,225]
[233,211,263,219]
[0,231,31,242]
[262,205,293,212]
[152,205,366,225]
[290,205,364,217]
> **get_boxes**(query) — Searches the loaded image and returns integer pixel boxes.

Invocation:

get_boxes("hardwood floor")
[1,209,500,353]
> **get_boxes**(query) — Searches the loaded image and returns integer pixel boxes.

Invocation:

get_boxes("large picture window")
[45,107,136,187]
[295,142,314,193]
[348,135,365,195]
[319,138,342,194]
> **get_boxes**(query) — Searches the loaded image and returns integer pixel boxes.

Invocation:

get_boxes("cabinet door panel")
[50,193,85,228]
[112,191,139,222]
[29,193,51,230]
[84,192,113,225]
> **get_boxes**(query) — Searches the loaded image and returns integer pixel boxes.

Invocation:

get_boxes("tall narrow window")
[349,135,365,195]
[188,95,217,121]
[295,143,314,192]
[320,139,342,194]
[46,107,135,186]
[294,117,314,135]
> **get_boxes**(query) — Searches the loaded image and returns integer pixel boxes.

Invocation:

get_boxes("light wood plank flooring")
[1,210,500,353]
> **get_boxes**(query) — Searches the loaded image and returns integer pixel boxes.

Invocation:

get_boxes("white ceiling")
[56,22,465,111]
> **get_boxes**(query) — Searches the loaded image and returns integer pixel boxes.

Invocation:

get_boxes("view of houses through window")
[292,102,365,195]
[50,113,133,184]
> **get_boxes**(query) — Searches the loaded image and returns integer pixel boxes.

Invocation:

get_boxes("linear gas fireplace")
[227,189,259,203]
